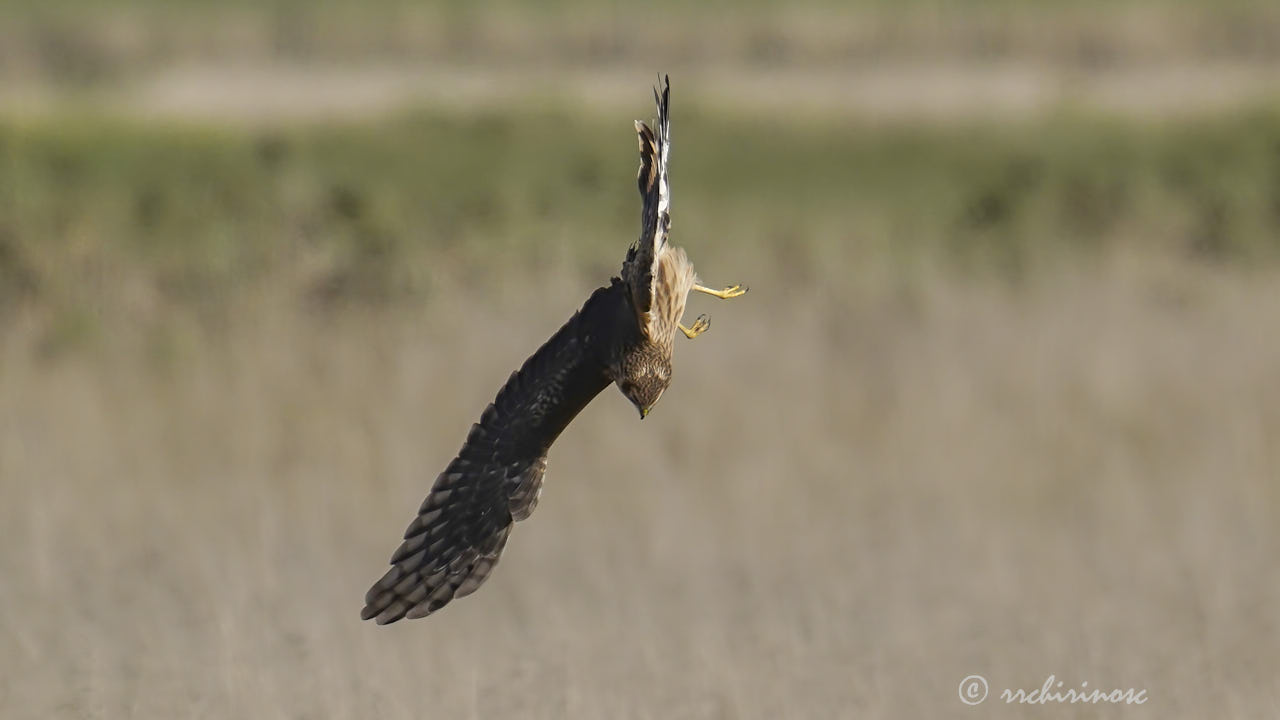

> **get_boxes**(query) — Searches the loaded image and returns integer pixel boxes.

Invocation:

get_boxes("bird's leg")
[679,314,710,339]
[693,283,748,300]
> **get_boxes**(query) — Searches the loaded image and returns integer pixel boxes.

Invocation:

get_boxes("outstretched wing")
[362,283,630,623]
[622,74,671,333]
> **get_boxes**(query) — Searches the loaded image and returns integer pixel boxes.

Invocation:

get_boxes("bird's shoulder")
[485,278,636,429]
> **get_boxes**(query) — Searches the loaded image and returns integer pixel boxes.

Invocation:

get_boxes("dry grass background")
[5,1,1280,717]
[3,254,1278,718]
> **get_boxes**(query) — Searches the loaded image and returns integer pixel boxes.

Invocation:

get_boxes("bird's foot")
[694,283,748,300]
[680,314,710,339]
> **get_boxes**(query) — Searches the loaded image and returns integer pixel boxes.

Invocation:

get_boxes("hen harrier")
[362,76,746,624]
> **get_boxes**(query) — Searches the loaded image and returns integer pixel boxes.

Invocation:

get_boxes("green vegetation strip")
[3,106,1280,316]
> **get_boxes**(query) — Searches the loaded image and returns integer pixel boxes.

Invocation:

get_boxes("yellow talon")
[680,314,710,339]
[694,283,748,300]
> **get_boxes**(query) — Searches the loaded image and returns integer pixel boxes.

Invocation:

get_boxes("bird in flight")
[362,76,747,624]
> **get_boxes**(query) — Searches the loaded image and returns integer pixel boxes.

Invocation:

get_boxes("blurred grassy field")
[3,2,1280,718]
[4,246,1280,718]
[3,103,1280,718]
[5,0,1280,84]
[5,106,1280,341]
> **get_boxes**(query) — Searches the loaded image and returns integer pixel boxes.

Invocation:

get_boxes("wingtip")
[652,74,669,104]
[361,600,395,623]
[652,74,671,135]
[361,596,413,624]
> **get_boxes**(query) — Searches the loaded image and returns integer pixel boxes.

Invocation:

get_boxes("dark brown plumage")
[362,76,745,623]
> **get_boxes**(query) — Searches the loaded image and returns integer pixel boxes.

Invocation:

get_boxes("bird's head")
[618,359,671,419]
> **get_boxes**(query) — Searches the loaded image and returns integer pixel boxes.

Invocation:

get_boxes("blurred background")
[2,0,1279,717]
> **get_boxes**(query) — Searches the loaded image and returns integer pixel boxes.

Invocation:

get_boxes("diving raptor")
[362,76,747,623]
